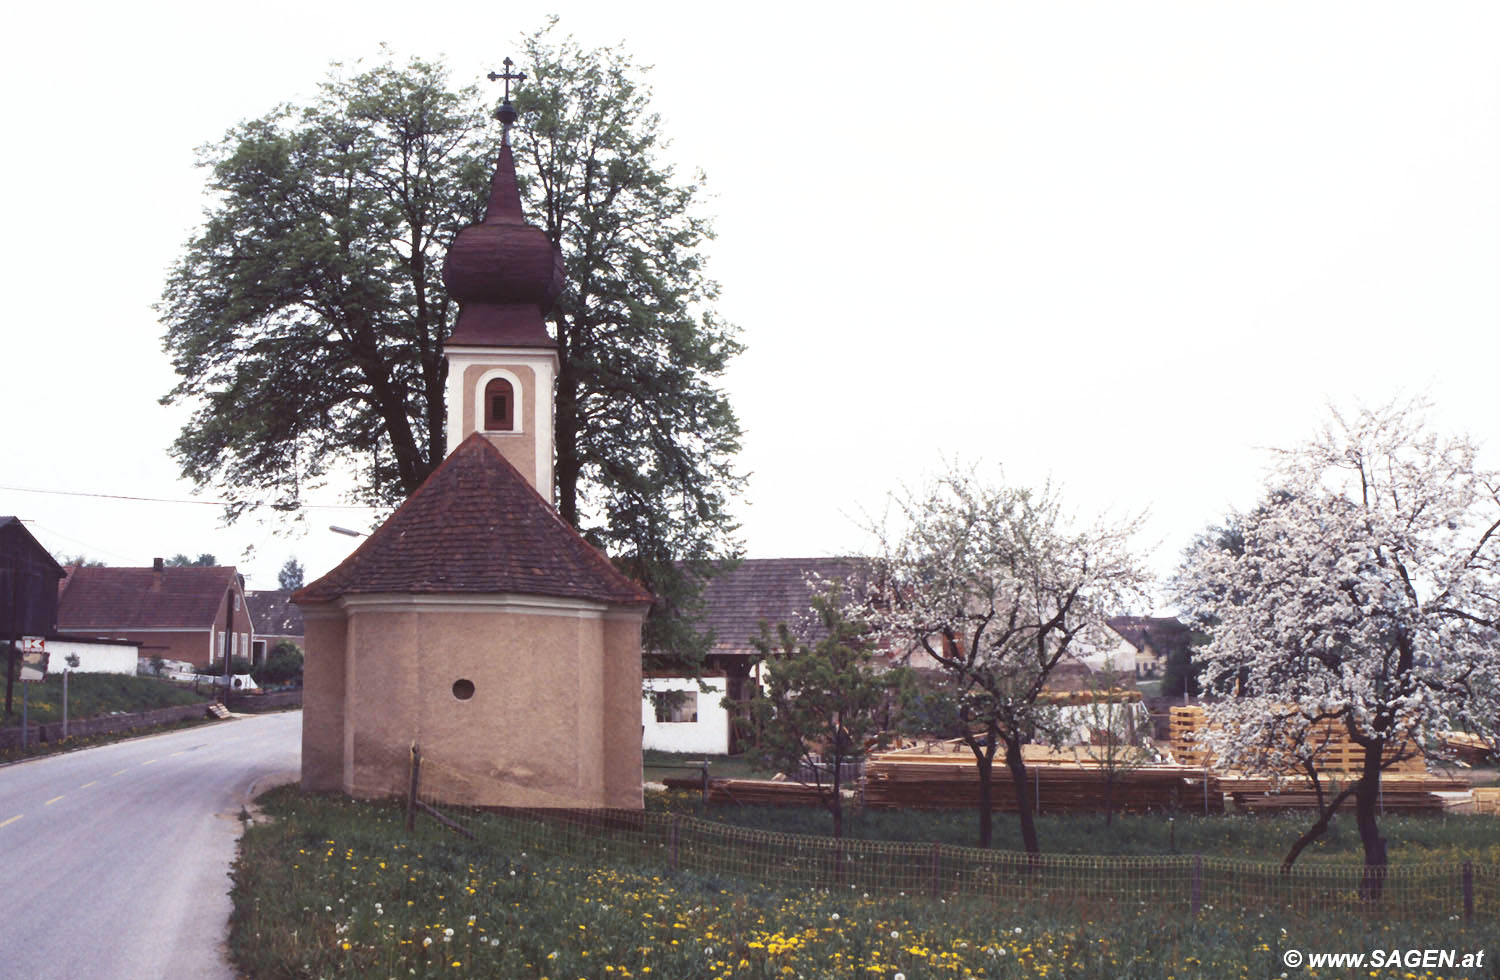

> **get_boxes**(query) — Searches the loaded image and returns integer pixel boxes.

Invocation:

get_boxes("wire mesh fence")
[409,748,1494,924]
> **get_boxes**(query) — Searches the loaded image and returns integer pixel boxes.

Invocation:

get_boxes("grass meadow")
[231,787,1499,979]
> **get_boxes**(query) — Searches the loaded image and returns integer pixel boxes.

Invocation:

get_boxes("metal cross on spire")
[487,57,526,143]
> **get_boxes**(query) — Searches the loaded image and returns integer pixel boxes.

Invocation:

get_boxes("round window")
[452,679,476,701]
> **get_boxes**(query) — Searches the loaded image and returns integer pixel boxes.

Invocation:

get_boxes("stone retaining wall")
[226,689,303,712]
[0,701,215,750]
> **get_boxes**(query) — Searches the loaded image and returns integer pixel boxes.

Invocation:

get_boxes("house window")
[651,690,698,724]
[483,378,514,431]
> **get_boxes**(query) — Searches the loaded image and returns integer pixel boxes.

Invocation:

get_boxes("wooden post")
[1190,854,1203,916]
[405,743,421,832]
[1462,861,1474,924]
[700,760,709,805]
[930,843,941,899]
[670,814,681,870]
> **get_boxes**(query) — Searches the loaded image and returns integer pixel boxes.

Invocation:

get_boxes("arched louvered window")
[483,378,515,431]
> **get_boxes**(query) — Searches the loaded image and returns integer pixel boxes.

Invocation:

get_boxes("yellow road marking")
[111,769,127,777]
[45,796,64,806]
[141,760,158,766]
[0,816,20,829]
[170,750,186,757]
[81,781,97,788]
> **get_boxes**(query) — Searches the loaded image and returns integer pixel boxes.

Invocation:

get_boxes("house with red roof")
[56,559,253,671]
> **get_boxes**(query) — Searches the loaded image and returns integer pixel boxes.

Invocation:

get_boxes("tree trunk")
[830,753,844,840]
[974,747,994,848]
[553,322,580,521]
[1280,781,1360,872]
[1005,737,1041,856]
[1354,743,1388,901]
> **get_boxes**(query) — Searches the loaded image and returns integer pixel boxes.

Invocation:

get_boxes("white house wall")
[46,639,138,675]
[641,676,729,755]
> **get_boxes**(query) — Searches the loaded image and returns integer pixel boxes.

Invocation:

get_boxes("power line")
[0,484,379,511]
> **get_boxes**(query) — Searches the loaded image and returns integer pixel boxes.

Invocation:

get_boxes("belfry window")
[483,378,515,431]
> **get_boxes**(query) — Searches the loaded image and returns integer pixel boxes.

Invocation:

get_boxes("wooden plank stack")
[1440,731,1495,765]
[1169,706,1213,768]
[704,778,836,806]
[1169,705,1425,775]
[1229,788,1473,815]
[861,752,1221,813]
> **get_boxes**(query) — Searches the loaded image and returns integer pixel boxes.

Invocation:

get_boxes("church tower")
[441,59,564,500]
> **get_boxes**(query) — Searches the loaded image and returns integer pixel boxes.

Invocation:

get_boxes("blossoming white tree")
[869,467,1147,851]
[1175,400,1500,889]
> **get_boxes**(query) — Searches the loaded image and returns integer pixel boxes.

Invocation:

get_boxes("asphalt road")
[0,710,301,980]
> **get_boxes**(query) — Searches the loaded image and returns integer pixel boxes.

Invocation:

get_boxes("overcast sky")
[4,2,1497,607]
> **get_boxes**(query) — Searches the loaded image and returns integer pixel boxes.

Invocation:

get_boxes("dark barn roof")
[246,590,305,637]
[57,565,239,630]
[295,433,651,607]
[1106,615,1192,660]
[0,517,66,636]
[695,557,872,658]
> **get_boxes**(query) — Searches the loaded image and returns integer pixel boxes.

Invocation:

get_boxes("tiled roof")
[294,433,652,606]
[57,565,238,630]
[246,590,305,637]
[695,557,872,658]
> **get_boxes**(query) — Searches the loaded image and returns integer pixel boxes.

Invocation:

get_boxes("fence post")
[930,843,941,899]
[1462,861,1473,925]
[405,743,421,833]
[670,814,681,871]
[1190,854,1203,916]
[700,760,709,805]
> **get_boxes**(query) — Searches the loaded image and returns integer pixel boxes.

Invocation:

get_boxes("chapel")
[295,71,652,809]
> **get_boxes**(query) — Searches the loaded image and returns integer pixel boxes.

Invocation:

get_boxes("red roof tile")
[57,565,238,630]
[295,433,652,606]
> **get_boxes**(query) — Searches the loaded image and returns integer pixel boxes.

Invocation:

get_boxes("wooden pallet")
[208,702,232,720]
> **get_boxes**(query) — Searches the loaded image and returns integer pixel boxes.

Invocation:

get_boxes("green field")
[231,788,1499,979]
[1,673,211,729]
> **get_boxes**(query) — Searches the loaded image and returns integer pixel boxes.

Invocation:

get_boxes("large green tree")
[160,31,742,663]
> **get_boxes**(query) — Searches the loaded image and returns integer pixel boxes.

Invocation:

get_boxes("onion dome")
[443,114,564,347]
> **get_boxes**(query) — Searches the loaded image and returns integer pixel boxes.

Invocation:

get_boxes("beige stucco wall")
[300,595,644,809]
[461,363,538,490]
[300,605,348,792]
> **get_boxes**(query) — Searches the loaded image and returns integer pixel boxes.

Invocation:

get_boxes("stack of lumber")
[1471,787,1500,816]
[1222,772,1474,814]
[1218,773,1471,795]
[1441,731,1495,765]
[862,752,1221,813]
[1230,788,1472,815]
[1169,706,1425,775]
[704,778,832,806]
[1169,706,1214,768]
